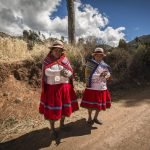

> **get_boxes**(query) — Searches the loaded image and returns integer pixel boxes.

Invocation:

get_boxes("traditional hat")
[49,40,65,50]
[92,47,106,56]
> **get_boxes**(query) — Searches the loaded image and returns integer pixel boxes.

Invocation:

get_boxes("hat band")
[93,51,103,54]
[53,43,62,46]
[51,45,64,49]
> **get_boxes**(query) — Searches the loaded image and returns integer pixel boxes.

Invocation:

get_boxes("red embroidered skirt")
[39,83,79,120]
[80,88,111,110]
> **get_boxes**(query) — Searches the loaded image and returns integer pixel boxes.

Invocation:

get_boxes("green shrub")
[129,48,150,81]
[105,48,131,80]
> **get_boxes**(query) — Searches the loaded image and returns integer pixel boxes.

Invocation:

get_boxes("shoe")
[50,130,58,139]
[93,119,103,125]
[60,124,65,128]
[87,119,94,125]
[60,124,66,130]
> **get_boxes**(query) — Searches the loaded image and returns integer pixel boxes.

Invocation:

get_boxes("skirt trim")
[81,100,111,106]
[40,100,78,110]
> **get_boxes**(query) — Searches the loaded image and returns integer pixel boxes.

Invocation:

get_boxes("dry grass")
[0,37,50,62]
[0,37,84,63]
[65,44,85,64]
[0,37,29,61]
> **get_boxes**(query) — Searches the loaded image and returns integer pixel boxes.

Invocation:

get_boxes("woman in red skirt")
[39,40,79,136]
[81,47,111,125]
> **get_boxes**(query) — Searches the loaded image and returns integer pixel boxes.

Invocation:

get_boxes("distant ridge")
[128,34,150,47]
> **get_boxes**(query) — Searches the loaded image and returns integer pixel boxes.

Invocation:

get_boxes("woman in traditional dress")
[39,40,79,136]
[81,47,112,125]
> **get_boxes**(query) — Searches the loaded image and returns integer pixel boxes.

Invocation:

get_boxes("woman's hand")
[100,71,108,77]
[100,71,111,80]
[60,69,67,77]
[60,69,72,77]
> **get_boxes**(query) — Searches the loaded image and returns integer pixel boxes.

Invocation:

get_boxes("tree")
[118,39,127,49]
[22,30,42,50]
[66,0,75,44]
[61,36,65,42]
[86,36,97,45]
[23,30,29,41]
[78,38,84,45]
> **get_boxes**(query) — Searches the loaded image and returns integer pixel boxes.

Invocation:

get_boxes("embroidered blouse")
[87,60,111,91]
[45,64,72,85]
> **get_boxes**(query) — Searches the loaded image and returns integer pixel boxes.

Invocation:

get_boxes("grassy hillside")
[0,34,150,85]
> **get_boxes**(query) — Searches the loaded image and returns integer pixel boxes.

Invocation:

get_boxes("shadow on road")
[0,118,97,150]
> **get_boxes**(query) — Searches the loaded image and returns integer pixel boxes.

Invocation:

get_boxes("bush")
[129,48,150,81]
[105,48,131,80]
[66,45,85,81]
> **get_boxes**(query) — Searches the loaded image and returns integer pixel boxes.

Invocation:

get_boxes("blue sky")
[0,0,149,46]
[53,0,150,41]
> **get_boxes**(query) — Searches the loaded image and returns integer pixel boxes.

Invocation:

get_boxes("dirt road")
[0,87,150,150]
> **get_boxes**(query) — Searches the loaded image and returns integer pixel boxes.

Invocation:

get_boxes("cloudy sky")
[0,0,150,47]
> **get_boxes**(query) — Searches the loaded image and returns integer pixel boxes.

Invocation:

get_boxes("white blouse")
[45,64,72,85]
[87,64,110,91]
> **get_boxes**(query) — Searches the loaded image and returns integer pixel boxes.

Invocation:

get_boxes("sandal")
[50,130,58,139]
[93,119,103,125]
[87,119,94,125]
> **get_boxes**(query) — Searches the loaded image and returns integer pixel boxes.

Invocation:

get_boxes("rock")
[15,97,23,103]
[3,92,9,96]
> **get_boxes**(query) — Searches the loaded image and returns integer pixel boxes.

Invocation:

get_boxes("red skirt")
[80,88,111,110]
[39,83,79,120]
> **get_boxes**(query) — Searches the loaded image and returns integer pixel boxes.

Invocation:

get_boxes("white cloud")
[0,0,62,35]
[0,0,126,46]
[101,27,126,47]
[74,2,126,46]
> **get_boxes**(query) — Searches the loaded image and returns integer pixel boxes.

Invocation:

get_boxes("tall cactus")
[66,0,75,44]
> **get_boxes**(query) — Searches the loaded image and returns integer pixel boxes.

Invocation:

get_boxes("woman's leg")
[49,120,55,131]
[87,108,93,123]
[49,120,58,138]
[60,115,65,128]
[94,109,99,120]
[93,110,103,125]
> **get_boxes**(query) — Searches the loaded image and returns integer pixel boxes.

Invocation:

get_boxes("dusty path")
[0,87,150,150]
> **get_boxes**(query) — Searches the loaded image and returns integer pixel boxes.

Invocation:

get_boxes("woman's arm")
[45,65,63,76]
[45,65,72,77]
